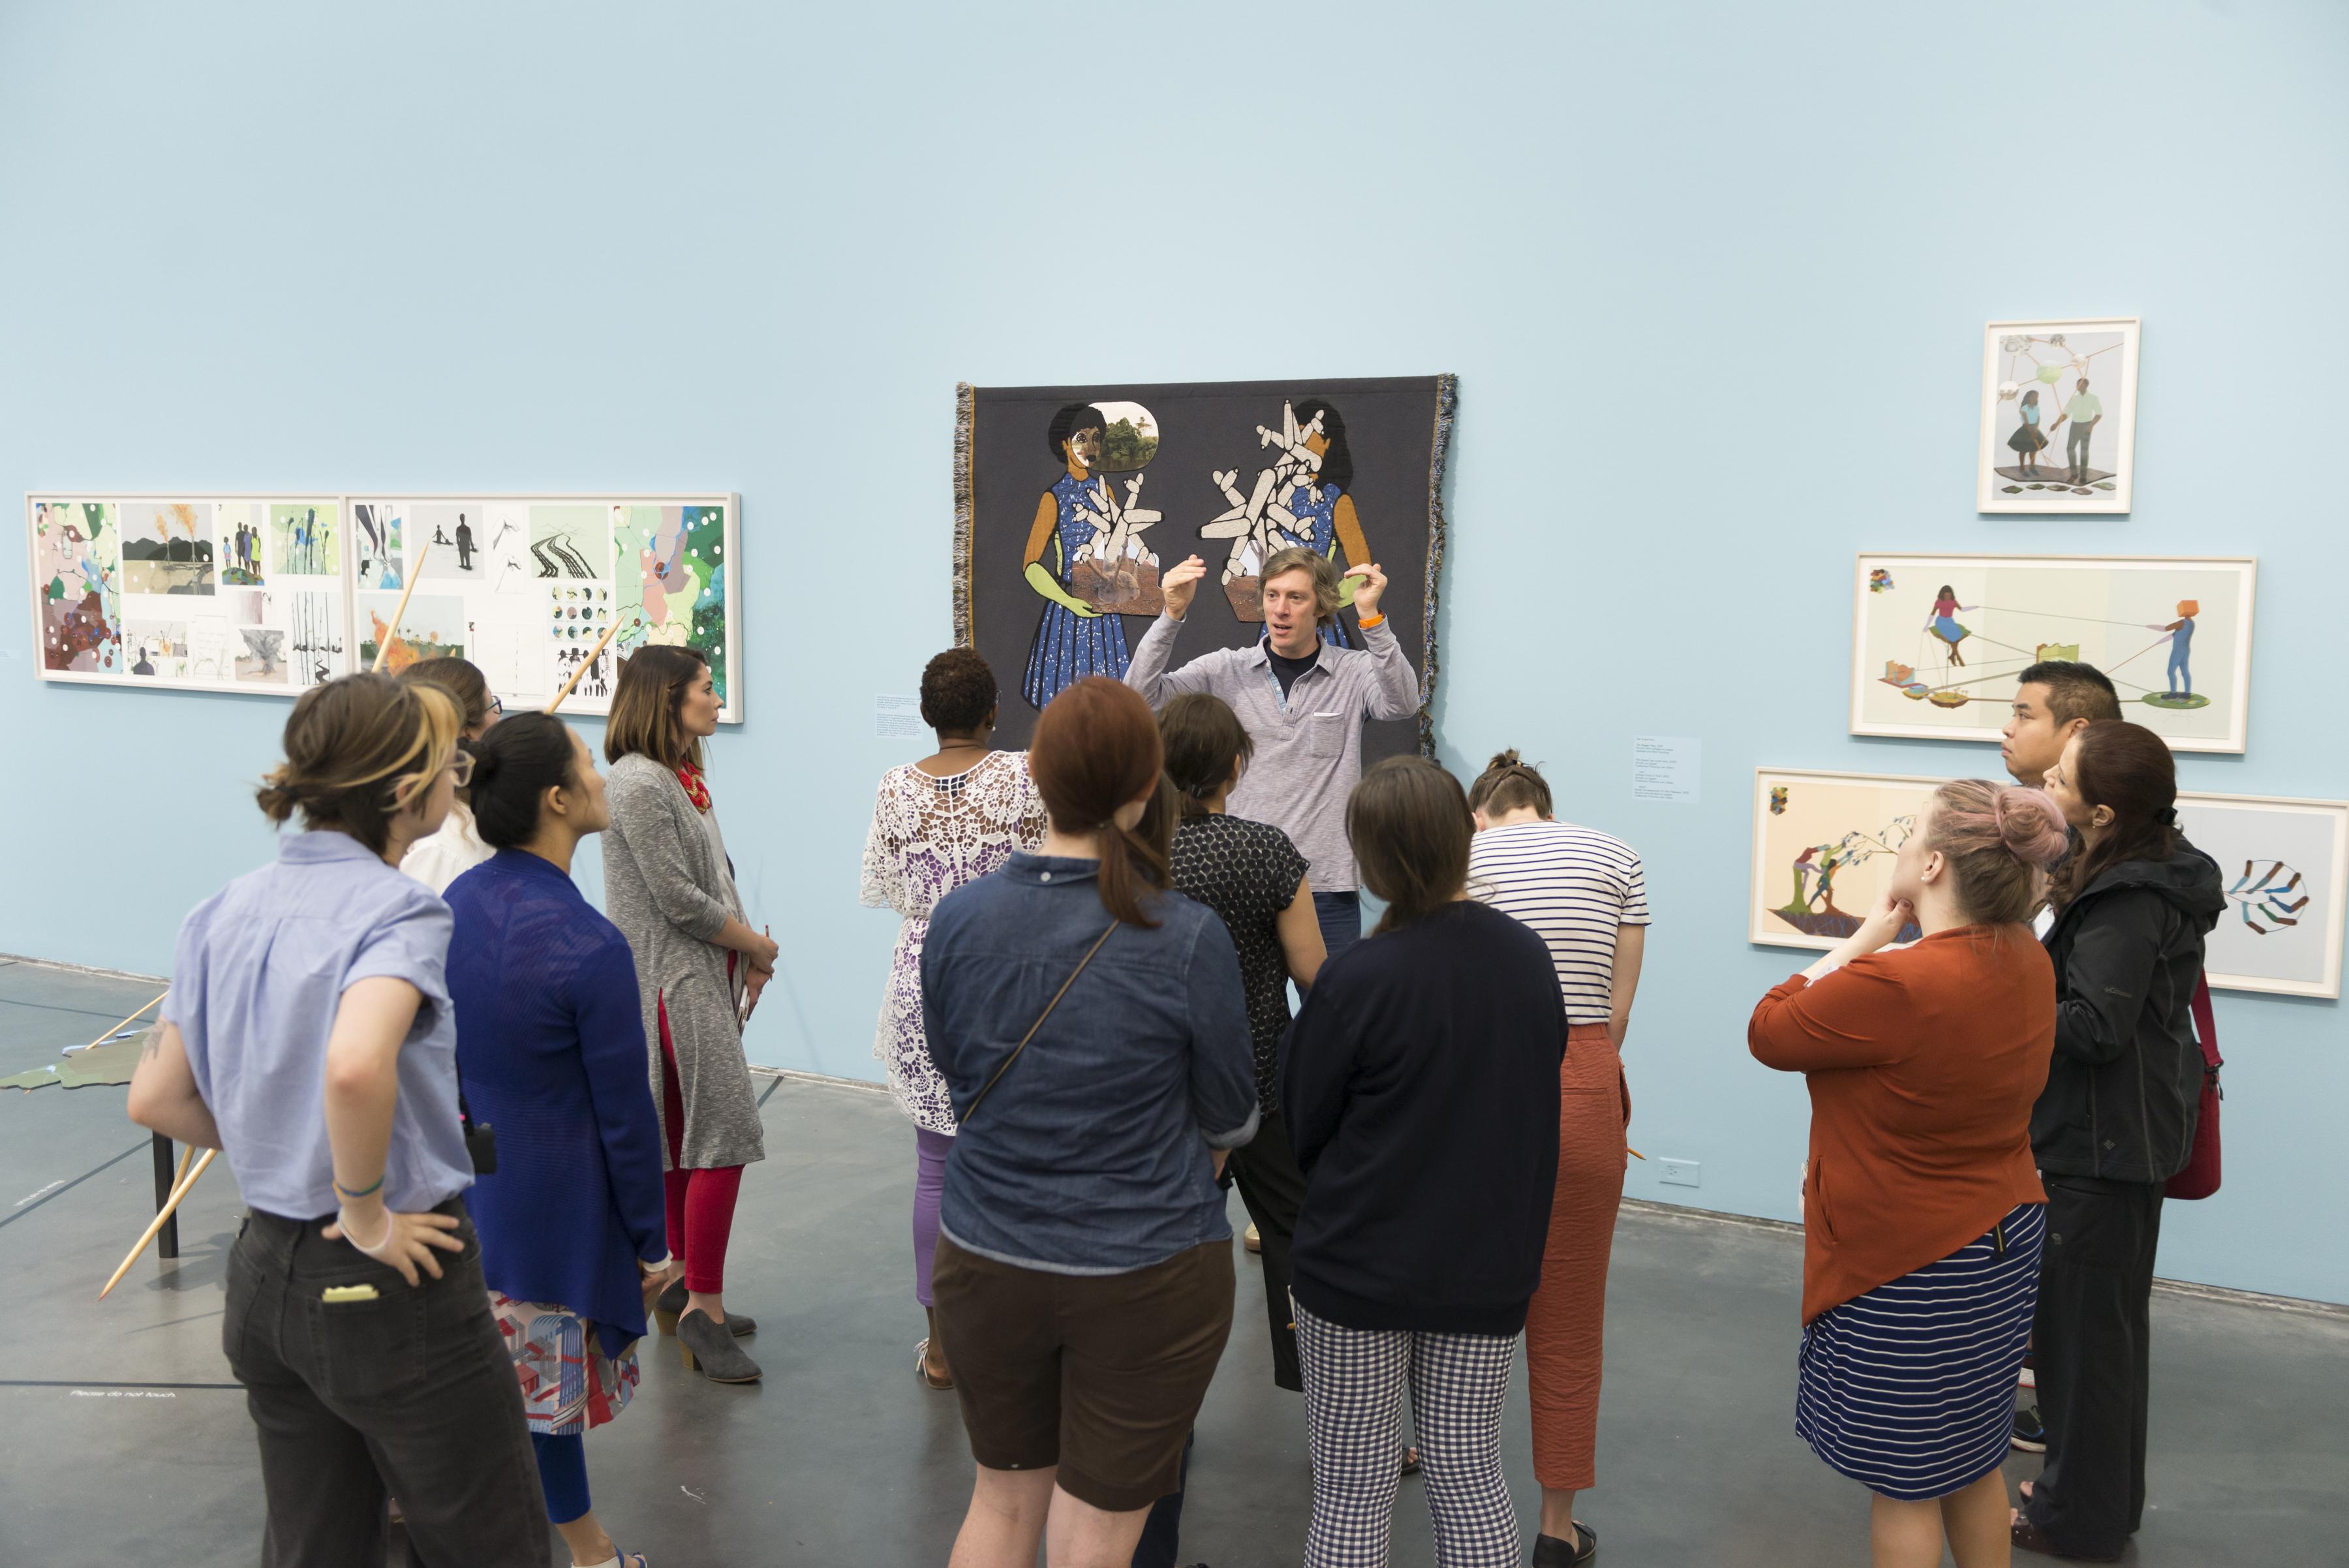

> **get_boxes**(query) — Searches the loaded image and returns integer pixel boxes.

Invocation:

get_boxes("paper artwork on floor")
[1747,769,1936,951]
[29,495,347,694]
[2173,793,2349,999]
[1850,554,2256,754]
[1977,317,2140,514]
[345,495,741,722]
[956,377,1454,757]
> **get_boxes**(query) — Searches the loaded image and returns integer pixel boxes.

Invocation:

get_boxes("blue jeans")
[1313,890,1362,962]
[2167,651,2191,696]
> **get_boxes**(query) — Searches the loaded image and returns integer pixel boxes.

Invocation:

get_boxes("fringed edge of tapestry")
[953,382,977,648]
[1417,373,1458,757]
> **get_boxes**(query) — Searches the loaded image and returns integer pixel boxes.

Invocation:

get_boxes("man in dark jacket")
[2020,835,2222,1560]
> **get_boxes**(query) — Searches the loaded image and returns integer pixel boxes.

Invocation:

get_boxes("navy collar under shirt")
[1263,639,1323,701]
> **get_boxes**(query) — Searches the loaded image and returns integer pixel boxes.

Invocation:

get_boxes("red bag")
[2166,977,2223,1201]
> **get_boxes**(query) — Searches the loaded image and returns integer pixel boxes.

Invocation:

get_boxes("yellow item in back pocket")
[321,1284,381,1304]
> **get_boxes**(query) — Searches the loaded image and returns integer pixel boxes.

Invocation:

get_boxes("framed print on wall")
[1747,768,1938,951]
[28,493,351,695]
[1752,769,2349,999]
[1978,317,2140,514]
[1850,553,2256,754]
[2174,792,2349,1000]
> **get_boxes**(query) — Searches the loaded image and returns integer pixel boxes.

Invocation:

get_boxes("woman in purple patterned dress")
[860,649,1045,1390]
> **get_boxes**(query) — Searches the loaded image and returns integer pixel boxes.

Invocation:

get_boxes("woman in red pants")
[603,645,780,1384]
[1468,751,1650,1567]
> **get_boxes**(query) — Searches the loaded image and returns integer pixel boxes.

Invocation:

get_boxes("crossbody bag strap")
[959,921,1119,1128]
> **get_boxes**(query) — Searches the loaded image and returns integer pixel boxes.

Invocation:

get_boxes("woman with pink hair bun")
[1747,780,2066,1568]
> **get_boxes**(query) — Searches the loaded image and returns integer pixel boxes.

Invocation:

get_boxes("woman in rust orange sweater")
[1749,779,2067,1568]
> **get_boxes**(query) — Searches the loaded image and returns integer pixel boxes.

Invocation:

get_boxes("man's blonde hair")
[1260,546,1342,626]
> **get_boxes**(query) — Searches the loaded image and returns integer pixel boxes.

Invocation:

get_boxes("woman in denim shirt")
[921,676,1258,1568]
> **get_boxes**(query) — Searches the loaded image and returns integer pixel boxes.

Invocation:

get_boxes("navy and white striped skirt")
[1795,1201,2045,1501]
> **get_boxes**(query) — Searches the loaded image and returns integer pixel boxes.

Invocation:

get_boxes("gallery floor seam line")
[0,1139,149,1233]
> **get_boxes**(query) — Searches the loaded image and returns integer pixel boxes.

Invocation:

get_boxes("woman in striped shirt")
[1466,751,1648,1568]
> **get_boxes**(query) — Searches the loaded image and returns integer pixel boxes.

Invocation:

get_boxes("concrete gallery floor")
[3,958,2343,1567]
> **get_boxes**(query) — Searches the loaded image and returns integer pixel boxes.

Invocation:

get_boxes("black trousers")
[2025,1175,2164,1559]
[1225,1109,1308,1393]
[223,1199,552,1568]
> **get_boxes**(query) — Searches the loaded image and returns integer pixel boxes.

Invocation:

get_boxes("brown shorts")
[931,1234,1235,1512]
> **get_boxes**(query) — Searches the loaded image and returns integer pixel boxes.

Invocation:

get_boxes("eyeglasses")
[486,695,504,717]
[446,751,476,788]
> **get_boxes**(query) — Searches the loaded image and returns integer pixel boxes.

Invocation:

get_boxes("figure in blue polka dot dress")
[1283,400,1376,649]
[1021,404,1132,709]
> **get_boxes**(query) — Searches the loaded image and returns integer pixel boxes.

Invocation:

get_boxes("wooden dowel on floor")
[78,992,167,1055]
[544,614,625,713]
[100,1148,216,1300]
[370,543,431,671]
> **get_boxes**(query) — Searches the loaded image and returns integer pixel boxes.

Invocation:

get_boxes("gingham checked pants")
[1295,1299,1520,1568]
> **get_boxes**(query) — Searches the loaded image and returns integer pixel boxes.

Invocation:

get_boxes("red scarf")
[675,758,712,812]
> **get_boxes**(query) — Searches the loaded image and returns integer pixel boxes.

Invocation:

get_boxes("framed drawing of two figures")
[1978,316,2140,514]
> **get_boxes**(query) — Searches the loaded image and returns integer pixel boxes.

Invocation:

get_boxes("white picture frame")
[27,493,352,698]
[344,493,745,724]
[1978,316,2140,514]
[1752,768,2349,1000]
[27,489,745,723]
[2174,792,2349,1000]
[1850,553,2256,754]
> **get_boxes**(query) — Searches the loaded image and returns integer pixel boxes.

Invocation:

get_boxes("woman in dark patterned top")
[1159,693,1325,1391]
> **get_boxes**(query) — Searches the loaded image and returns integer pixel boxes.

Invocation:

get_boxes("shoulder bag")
[959,922,1119,1128]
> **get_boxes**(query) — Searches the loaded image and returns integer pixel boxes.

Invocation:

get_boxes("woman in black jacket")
[2016,720,2222,1561]
[1282,756,1565,1568]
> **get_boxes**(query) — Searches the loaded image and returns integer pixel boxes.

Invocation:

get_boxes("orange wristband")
[1358,612,1386,629]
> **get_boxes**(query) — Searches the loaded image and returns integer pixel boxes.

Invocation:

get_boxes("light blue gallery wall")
[5,3,2344,1302]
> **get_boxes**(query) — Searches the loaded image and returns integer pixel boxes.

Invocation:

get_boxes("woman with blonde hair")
[128,672,551,1567]
[1465,750,1649,1567]
[603,643,778,1384]
[1749,780,2069,1568]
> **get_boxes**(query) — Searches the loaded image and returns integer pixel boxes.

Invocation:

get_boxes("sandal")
[574,1553,650,1568]
[915,1338,954,1391]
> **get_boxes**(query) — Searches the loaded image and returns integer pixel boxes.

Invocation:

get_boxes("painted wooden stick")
[544,613,626,714]
[99,1147,217,1299]
[370,542,432,671]
[74,992,168,1055]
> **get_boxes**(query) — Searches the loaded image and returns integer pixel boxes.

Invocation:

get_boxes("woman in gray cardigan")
[603,645,780,1384]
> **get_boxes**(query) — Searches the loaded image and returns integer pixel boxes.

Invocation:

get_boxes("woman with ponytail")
[441,715,668,1568]
[1281,756,1569,1567]
[127,673,553,1566]
[2015,722,2222,1561]
[920,676,1258,1568]
[1158,691,1325,1393]
[1465,750,1650,1567]
[1749,780,2070,1568]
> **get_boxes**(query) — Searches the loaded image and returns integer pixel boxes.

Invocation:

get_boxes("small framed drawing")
[1850,553,2255,754]
[1977,317,2140,514]
[2175,792,2349,999]
[1747,768,1941,951]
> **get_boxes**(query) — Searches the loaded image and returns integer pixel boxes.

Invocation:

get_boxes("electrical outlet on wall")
[1659,1158,1701,1188]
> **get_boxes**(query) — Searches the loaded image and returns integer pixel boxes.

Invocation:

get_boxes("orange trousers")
[1526,1023,1628,1492]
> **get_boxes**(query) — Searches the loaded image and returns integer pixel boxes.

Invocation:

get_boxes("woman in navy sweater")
[1282,756,1567,1568]
[446,713,669,1568]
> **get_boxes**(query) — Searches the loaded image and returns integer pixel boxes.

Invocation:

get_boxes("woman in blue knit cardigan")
[446,713,669,1568]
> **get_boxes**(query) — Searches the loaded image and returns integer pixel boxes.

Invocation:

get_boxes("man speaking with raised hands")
[1126,546,1420,959]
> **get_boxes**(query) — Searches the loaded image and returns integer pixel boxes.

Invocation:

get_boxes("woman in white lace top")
[859,649,1046,1390]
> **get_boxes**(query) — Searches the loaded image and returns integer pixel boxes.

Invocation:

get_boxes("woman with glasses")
[398,657,502,895]
[128,672,551,1567]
